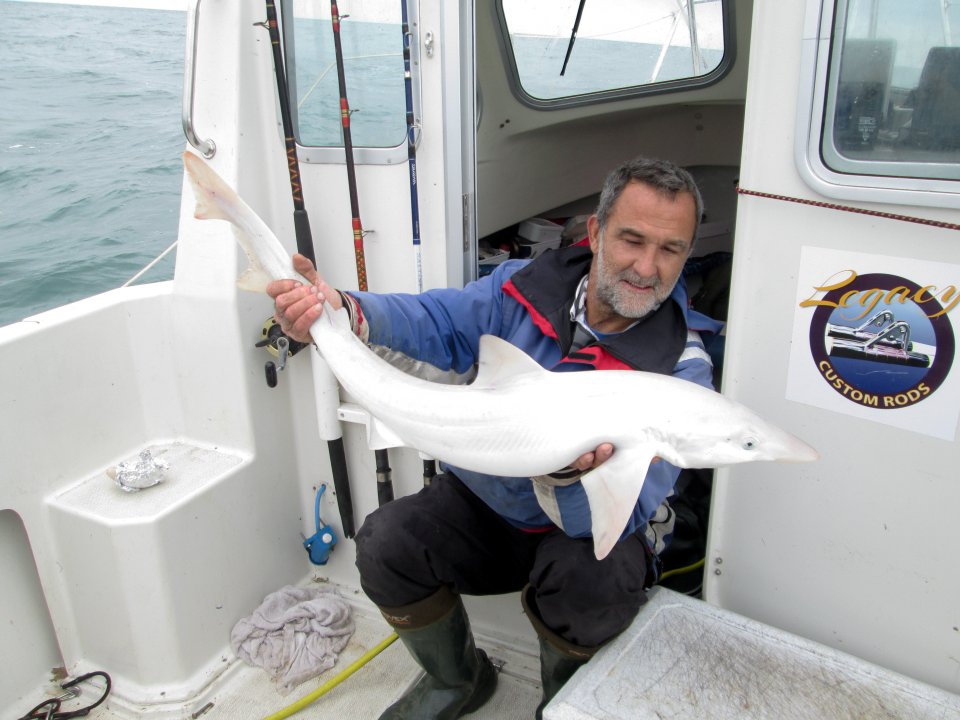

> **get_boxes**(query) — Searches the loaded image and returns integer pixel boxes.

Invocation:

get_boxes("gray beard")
[594,244,666,320]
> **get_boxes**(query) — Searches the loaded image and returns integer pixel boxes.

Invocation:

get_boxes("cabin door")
[283,0,474,294]
[707,0,960,695]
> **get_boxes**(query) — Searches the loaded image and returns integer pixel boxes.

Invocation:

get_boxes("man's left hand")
[570,443,615,472]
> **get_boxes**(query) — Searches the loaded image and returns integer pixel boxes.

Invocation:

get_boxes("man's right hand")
[267,253,342,343]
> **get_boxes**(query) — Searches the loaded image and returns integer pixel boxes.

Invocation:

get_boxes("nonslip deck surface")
[54,600,541,720]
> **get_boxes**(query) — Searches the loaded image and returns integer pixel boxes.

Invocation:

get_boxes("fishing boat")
[827,318,934,367]
[4,0,960,718]
[827,310,901,345]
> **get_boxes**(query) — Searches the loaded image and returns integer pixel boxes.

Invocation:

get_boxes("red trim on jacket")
[502,246,686,375]
[561,346,632,371]
[520,525,556,534]
[502,279,559,340]
[503,253,667,372]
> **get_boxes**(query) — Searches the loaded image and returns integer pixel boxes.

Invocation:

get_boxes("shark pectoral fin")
[580,446,656,561]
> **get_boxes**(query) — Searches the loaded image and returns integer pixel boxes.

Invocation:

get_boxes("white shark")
[184,151,818,560]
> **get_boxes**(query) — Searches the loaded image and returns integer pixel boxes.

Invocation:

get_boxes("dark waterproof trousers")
[355,473,652,648]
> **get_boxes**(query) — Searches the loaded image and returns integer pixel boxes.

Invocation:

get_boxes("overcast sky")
[7,0,187,9]
[7,0,725,49]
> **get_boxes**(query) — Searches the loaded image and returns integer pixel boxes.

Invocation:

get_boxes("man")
[269,157,721,719]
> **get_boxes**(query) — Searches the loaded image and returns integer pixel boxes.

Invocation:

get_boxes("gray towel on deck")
[231,585,355,694]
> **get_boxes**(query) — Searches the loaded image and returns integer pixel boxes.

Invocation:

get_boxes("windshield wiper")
[560,0,588,75]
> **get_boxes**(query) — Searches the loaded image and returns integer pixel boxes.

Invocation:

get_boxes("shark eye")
[742,437,758,451]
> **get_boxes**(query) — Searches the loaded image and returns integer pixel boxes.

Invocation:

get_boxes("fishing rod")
[399,0,436,486]
[261,0,357,538]
[330,0,369,293]
[400,0,423,293]
[264,0,311,263]
[329,0,394,505]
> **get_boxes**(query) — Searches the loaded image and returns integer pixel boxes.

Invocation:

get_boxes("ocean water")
[0,1,185,327]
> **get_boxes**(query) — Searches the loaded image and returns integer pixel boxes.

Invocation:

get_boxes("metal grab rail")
[182,0,216,158]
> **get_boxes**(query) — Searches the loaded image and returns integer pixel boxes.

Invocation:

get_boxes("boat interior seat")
[906,46,960,149]
[833,38,895,150]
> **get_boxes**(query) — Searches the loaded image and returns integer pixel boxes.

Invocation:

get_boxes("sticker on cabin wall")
[786,247,960,440]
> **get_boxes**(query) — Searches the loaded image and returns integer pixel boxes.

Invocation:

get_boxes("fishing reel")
[256,317,308,388]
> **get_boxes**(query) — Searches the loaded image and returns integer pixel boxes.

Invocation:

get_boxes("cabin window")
[824,0,960,179]
[284,0,411,152]
[799,0,960,205]
[497,0,730,106]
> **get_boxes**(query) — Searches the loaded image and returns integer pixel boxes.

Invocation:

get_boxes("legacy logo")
[801,270,955,409]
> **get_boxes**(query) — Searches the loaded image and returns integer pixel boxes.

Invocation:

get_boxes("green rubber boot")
[533,637,591,720]
[378,587,497,720]
[521,585,597,720]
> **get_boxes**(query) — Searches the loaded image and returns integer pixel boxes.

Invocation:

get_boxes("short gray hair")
[595,157,703,241]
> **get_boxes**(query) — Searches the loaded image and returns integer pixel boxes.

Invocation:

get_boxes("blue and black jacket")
[349,245,721,552]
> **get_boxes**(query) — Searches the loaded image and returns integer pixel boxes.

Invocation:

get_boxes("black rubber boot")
[521,585,596,720]
[378,587,497,720]
[534,637,590,720]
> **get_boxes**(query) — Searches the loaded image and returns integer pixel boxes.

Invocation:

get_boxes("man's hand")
[266,253,342,343]
[532,444,616,490]
[570,443,615,472]
[565,445,660,476]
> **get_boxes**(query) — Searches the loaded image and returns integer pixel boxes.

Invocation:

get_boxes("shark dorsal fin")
[473,335,545,388]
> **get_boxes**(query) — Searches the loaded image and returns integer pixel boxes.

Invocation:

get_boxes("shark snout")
[771,429,819,463]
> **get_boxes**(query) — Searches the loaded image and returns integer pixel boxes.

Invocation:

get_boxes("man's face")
[586,180,696,333]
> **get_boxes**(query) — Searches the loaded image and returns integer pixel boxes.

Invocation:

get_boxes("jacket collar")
[504,245,687,374]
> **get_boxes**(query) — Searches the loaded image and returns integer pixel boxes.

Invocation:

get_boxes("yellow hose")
[657,557,705,582]
[264,557,705,720]
[263,632,399,720]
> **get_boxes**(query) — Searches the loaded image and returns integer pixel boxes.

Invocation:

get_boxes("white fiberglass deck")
[17,576,960,720]
[17,590,541,720]
[201,607,542,720]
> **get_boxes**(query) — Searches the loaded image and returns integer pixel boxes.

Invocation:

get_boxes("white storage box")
[519,217,563,244]
[518,218,563,258]
[546,587,960,719]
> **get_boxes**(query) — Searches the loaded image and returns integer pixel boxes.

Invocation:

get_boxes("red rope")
[736,186,960,232]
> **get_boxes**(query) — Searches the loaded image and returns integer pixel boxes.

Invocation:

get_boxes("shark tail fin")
[183,151,236,222]
[236,268,272,293]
